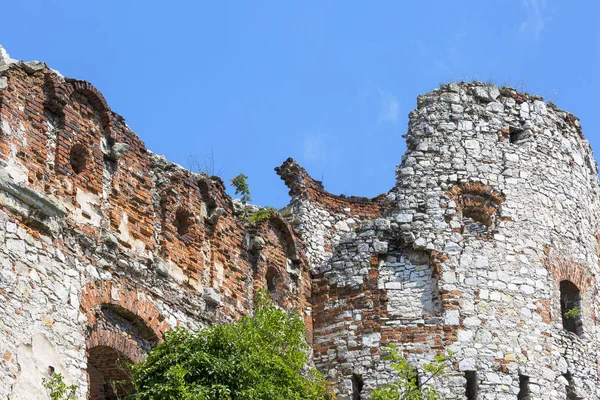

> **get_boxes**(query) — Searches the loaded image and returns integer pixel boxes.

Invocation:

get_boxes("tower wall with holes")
[279,82,600,399]
[0,53,312,399]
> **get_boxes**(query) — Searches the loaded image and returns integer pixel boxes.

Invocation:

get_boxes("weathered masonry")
[2,46,600,399]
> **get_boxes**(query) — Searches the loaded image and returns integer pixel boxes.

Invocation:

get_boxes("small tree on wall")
[231,173,251,205]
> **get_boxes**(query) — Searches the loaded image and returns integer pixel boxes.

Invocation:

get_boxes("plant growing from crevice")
[231,173,251,205]
[248,206,276,223]
[371,345,455,400]
[564,306,581,320]
[43,373,78,400]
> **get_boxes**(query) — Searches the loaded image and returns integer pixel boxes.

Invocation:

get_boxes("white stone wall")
[379,251,440,319]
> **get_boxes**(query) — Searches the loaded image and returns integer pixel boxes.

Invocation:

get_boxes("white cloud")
[378,92,399,125]
[520,0,549,41]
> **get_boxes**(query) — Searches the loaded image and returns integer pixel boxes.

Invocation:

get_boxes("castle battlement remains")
[1,46,599,399]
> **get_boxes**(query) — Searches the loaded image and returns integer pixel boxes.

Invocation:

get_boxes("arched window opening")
[69,143,88,174]
[351,374,364,400]
[173,208,194,238]
[100,305,159,344]
[560,281,582,336]
[458,193,500,236]
[87,346,134,400]
[448,183,504,239]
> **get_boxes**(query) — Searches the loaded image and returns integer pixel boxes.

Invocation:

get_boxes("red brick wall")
[0,63,313,398]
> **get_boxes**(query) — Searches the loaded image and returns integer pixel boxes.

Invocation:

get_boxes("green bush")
[129,291,332,400]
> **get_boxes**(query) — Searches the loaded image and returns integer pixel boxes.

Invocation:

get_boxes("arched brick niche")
[64,80,113,135]
[158,179,210,286]
[253,215,303,307]
[197,176,219,223]
[88,345,133,400]
[81,281,169,400]
[87,328,145,400]
[545,256,596,337]
[268,214,301,262]
[81,280,170,342]
[446,182,506,237]
[86,314,157,399]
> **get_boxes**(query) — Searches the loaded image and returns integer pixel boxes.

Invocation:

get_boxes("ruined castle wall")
[3,46,600,400]
[277,158,386,269]
[286,83,600,399]
[0,60,310,398]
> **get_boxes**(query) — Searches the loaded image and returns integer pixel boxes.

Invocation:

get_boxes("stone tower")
[278,82,600,399]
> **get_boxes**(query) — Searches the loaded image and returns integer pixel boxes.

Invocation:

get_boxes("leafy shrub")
[129,290,333,400]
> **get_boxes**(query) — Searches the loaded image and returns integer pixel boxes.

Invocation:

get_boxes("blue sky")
[1,1,599,207]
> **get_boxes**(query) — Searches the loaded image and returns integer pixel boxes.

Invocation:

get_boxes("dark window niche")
[465,371,477,400]
[560,280,582,336]
[69,143,88,174]
[462,206,492,235]
[173,209,194,238]
[509,127,525,144]
[518,375,531,400]
[351,374,364,400]
[266,266,279,293]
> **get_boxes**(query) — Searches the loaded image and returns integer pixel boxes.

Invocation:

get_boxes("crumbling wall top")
[276,157,387,218]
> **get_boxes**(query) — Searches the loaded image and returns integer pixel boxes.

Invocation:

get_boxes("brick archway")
[81,280,172,400]
[546,256,595,294]
[80,280,171,340]
[87,328,142,400]
[87,328,148,364]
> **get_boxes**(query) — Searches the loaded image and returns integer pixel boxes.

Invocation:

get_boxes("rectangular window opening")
[465,371,477,400]
[518,375,530,400]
